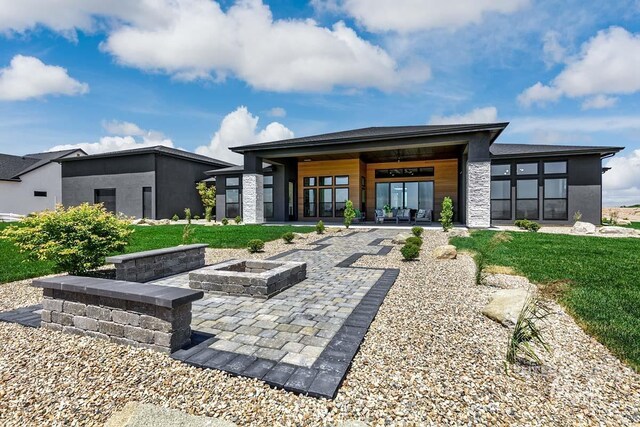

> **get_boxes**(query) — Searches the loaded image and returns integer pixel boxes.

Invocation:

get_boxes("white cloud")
[314,0,529,33]
[510,115,640,134]
[266,107,286,118]
[603,149,640,206]
[102,120,145,136]
[542,30,567,66]
[429,106,498,125]
[195,106,294,164]
[0,55,88,101]
[519,27,640,106]
[581,95,618,110]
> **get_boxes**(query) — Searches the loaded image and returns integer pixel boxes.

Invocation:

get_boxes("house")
[59,146,234,219]
[206,123,622,227]
[0,148,86,217]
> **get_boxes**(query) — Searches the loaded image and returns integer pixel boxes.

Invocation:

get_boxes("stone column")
[466,161,491,228]
[242,173,264,224]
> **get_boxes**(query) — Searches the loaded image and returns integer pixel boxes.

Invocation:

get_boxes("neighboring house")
[0,149,86,216]
[59,146,234,219]
[206,123,622,227]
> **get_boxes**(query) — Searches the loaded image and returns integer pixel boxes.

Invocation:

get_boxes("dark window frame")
[319,176,333,186]
[334,187,349,217]
[515,178,539,220]
[490,178,511,220]
[516,162,539,176]
[303,177,317,187]
[303,188,317,217]
[543,177,568,220]
[33,191,47,197]
[225,176,240,187]
[225,188,241,218]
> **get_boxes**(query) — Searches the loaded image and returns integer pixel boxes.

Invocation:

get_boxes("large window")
[544,178,567,220]
[303,188,316,217]
[516,179,539,220]
[95,188,116,213]
[226,189,240,218]
[335,188,349,217]
[319,188,333,217]
[491,180,511,220]
[375,182,433,212]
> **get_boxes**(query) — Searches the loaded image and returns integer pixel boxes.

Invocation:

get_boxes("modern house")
[59,146,234,219]
[0,148,86,217]
[206,123,622,227]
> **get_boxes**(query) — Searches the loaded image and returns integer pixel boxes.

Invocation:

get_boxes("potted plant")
[383,204,393,218]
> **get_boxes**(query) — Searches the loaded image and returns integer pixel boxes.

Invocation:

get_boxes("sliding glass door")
[375,181,434,212]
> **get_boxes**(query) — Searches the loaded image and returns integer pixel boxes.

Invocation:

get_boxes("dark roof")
[205,164,273,176]
[58,145,236,168]
[231,123,509,153]
[490,143,624,158]
[0,148,85,181]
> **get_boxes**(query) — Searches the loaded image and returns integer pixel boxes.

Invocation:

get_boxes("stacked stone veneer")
[34,277,203,354]
[466,161,491,228]
[105,244,208,282]
[189,259,306,299]
[242,173,264,224]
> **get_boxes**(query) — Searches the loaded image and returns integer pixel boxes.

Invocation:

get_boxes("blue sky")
[0,0,639,205]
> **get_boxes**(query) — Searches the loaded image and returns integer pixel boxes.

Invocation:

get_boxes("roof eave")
[491,147,624,159]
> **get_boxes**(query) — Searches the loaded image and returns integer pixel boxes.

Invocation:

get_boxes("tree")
[343,200,356,229]
[196,182,216,210]
[440,196,454,232]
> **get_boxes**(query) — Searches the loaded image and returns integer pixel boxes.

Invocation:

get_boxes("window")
[226,188,240,218]
[544,161,567,174]
[319,188,333,217]
[375,167,434,179]
[263,187,273,219]
[335,188,349,217]
[375,182,433,212]
[225,177,239,187]
[263,175,273,185]
[142,187,152,219]
[516,179,538,219]
[491,164,511,176]
[33,191,47,197]
[320,176,333,186]
[95,189,116,213]
[335,176,349,185]
[303,177,316,187]
[517,163,538,175]
[303,188,316,217]
[376,183,389,210]
[491,180,511,220]
[544,178,567,220]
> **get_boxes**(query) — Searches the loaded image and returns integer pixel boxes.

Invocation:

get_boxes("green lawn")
[451,231,640,371]
[0,223,314,284]
[626,222,640,230]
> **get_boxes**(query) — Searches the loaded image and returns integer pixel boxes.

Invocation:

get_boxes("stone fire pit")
[188,259,307,299]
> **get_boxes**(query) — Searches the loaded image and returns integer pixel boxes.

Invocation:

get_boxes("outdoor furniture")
[414,209,433,224]
[396,209,411,223]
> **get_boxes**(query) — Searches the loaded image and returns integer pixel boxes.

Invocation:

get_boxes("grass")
[451,230,640,371]
[625,222,640,230]
[0,223,314,284]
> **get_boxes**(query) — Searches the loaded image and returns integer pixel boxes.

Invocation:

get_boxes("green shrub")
[171,214,179,222]
[205,206,213,222]
[182,224,194,245]
[196,181,216,214]
[440,196,454,231]
[411,226,423,237]
[234,216,242,224]
[316,220,325,234]
[247,239,265,253]
[573,211,582,222]
[343,200,356,229]
[527,221,540,232]
[506,295,551,368]
[282,232,295,244]
[193,215,200,220]
[400,243,420,261]
[514,219,540,232]
[1,203,132,275]
[184,208,192,224]
[221,217,229,225]
[405,236,423,247]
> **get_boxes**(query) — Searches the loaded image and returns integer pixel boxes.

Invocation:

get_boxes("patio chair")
[396,208,411,223]
[414,209,432,224]
[375,209,385,224]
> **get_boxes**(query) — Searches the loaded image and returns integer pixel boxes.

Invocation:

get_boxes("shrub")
[221,217,229,225]
[205,206,213,222]
[405,236,423,247]
[440,196,454,231]
[193,215,200,220]
[514,219,540,232]
[400,243,420,261]
[343,200,356,229]
[182,224,194,245]
[234,216,242,224]
[184,208,192,224]
[506,294,551,368]
[247,239,265,253]
[411,226,424,238]
[573,211,582,222]
[316,220,325,234]
[196,181,216,212]
[527,221,540,232]
[282,232,295,244]
[171,214,179,222]
[1,203,133,275]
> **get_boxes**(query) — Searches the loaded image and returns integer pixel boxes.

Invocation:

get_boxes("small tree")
[316,220,325,234]
[1,203,133,275]
[184,208,192,224]
[343,200,356,229]
[205,206,213,222]
[439,196,454,232]
[196,182,216,213]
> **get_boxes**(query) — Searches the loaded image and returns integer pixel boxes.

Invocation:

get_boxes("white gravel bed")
[494,225,640,238]
[0,229,638,425]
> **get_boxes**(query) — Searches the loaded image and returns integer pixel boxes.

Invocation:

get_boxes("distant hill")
[621,204,640,208]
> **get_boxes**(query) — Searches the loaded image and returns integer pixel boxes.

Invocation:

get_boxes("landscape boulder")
[482,288,530,327]
[392,233,412,244]
[448,229,470,238]
[432,245,457,259]
[599,226,639,236]
[617,219,632,225]
[293,232,308,240]
[571,221,596,234]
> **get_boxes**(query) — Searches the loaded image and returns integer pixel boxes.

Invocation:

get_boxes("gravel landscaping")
[1,228,639,425]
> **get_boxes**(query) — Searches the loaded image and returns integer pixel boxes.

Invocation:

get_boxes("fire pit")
[188,259,307,299]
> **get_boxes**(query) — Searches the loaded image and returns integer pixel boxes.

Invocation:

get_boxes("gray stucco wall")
[62,172,155,218]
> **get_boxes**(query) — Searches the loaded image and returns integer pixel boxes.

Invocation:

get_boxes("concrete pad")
[105,402,237,427]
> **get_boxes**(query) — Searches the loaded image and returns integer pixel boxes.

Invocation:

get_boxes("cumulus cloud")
[0,55,88,101]
[429,106,498,125]
[195,106,294,164]
[49,121,173,154]
[542,30,567,66]
[266,107,286,118]
[519,27,640,106]
[313,0,529,33]
[603,149,640,206]
[581,95,618,110]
